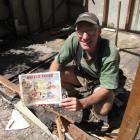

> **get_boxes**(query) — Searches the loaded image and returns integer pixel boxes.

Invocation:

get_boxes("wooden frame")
[117,61,140,140]
[102,0,109,27]
[125,0,135,31]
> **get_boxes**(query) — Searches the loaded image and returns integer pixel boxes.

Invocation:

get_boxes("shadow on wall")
[0,0,85,38]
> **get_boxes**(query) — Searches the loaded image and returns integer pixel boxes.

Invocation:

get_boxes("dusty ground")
[0,97,54,140]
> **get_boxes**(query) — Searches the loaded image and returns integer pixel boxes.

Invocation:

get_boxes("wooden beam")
[0,75,19,97]
[125,0,135,31]
[15,101,56,140]
[83,0,89,12]
[117,61,140,140]
[60,116,93,140]
[115,1,121,47]
[55,116,65,140]
[102,0,109,27]
[0,75,19,93]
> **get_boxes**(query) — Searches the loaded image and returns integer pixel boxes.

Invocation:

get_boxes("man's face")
[76,22,101,53]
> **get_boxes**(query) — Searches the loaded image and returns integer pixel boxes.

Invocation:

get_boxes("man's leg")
[82,87,115,122]
[93,87,115,116]
[60,66,82,90]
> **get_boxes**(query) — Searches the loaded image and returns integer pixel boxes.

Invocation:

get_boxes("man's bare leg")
[82,87,115,122]
[93,87,115,116]
[60,66,81,90]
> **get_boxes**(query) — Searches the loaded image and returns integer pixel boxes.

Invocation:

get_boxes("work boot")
[89,109,109,132]
[81,107,109,133]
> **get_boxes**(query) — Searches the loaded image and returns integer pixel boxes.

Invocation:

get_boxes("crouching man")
[49,12,119,123]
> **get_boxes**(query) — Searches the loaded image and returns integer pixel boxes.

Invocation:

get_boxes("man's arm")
[49,60,61,72]
[60,87,114,114]
[79,87,113,108]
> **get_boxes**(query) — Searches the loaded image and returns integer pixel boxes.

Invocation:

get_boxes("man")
[49,12,119,119]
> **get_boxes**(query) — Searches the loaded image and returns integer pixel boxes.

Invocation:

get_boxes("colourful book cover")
[19,71,62,106]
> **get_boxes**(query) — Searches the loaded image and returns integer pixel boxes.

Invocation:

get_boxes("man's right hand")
[59,97,83,111]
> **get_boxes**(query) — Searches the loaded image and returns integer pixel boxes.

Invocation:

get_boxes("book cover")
[19,71,62,106]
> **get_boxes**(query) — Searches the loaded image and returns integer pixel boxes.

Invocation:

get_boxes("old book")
[19,71,62,106]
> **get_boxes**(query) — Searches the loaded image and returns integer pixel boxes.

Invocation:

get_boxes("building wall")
[108,0,129,29]
[88,0,140,32]
[1,0,140,37]
[130,0,140,31]
[88,0,104,26]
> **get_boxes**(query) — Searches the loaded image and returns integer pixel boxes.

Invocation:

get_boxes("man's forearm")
[79,87,112,109]
[49,60,61,72]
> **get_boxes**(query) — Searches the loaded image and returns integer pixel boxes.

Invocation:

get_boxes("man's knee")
[94,89,115,116]
[61,67,74,81]
[60,66,81,87]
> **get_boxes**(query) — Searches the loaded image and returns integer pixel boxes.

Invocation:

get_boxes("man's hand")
[60,97,83,111]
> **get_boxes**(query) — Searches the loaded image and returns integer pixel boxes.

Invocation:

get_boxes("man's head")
[75,12,101,53]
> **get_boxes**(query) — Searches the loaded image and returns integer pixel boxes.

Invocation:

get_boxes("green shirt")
[55,32,120,89]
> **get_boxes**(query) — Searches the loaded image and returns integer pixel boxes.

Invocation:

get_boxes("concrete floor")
[101,29,140,91]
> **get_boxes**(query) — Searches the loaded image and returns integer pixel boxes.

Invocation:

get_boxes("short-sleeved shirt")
[55,32,120,89]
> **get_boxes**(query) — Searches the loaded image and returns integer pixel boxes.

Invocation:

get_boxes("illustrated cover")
[19,71,62,106]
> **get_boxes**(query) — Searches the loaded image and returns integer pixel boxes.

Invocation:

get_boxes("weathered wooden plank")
[62,118,93,140]
[55,116,65,140]
[102,0,109,27]
[0,75,20,93]
[134,125,140,140]
[115,1,121,47]
[125,0,135,31]
[15,101,56,140]
[83,0,89,12]
[117,61,140,140]
[127,56,139,75]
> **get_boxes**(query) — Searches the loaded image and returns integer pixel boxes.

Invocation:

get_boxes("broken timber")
[0,75,96,140]
[0,75,19,100]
